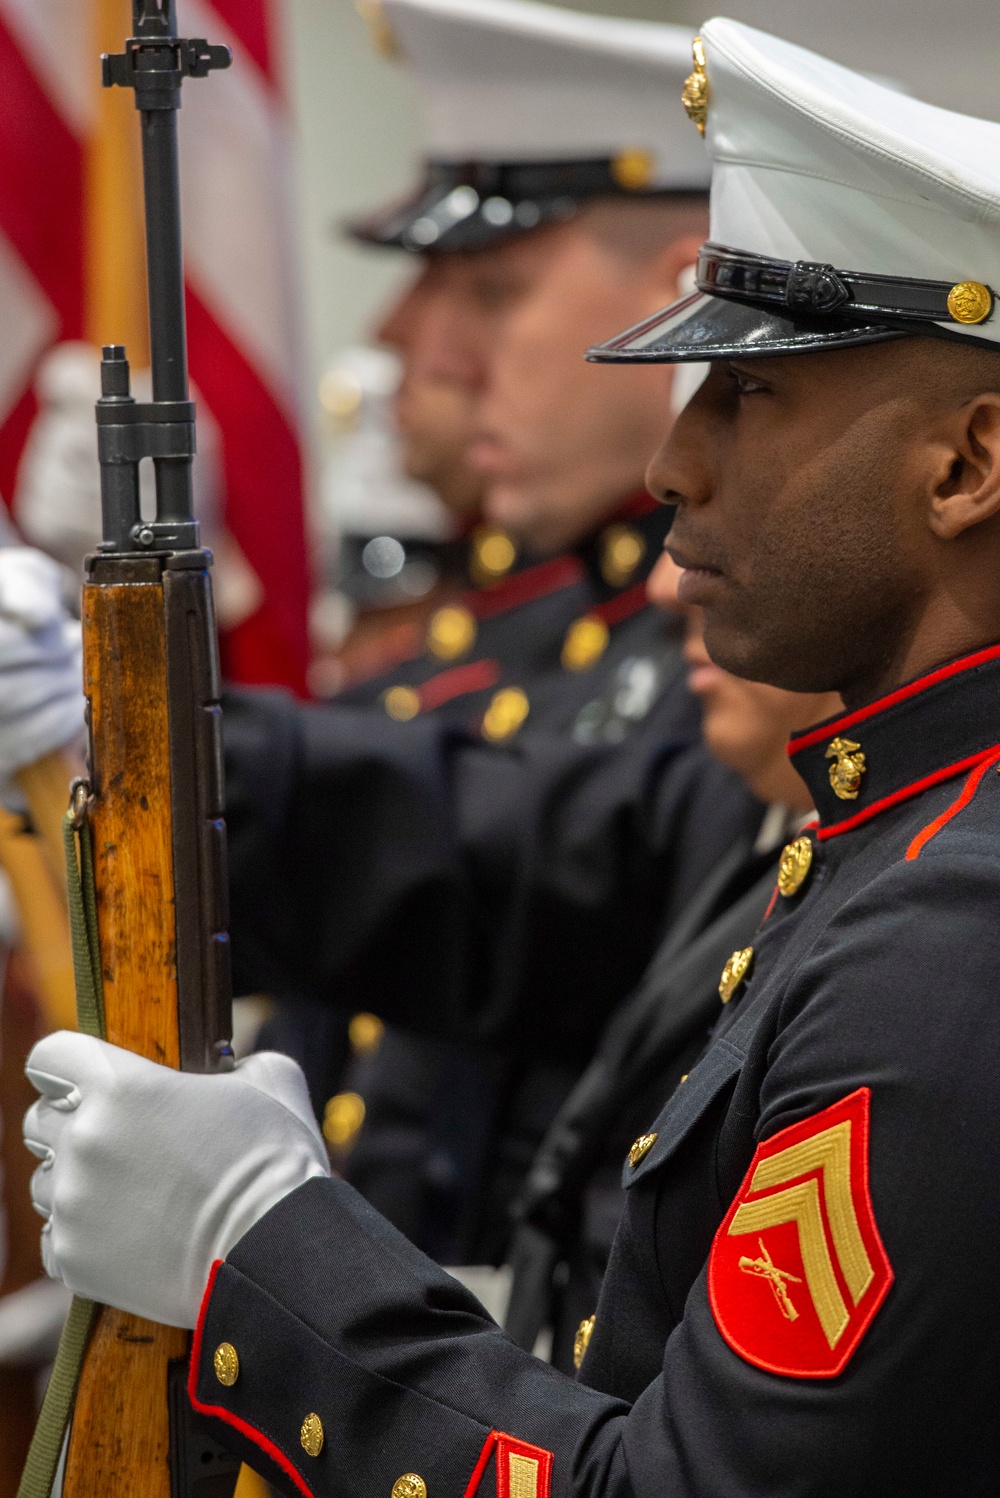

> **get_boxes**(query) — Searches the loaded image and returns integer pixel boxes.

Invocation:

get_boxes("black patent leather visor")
[586,289,908,364]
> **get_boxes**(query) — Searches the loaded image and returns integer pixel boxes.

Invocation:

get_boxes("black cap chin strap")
[697,242,995,329]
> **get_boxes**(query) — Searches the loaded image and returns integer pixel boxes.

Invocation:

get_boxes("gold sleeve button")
[392,1475,427,1498]
[212,1342,239,1387]
[384,685,421,721]
[628,1132,657,1167]
[300,1413,324,1457]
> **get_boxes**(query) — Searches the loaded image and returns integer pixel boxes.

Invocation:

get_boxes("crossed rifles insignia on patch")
[708,1088,893,1377]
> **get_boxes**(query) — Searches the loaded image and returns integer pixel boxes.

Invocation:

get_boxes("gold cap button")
[600,524,646,587]
[562,616,609,671]
[681,36,709,136]
[322,1091,366,1151]
[777,835,813,897]
[300,1412,324,1457]
[825,736,866,801]
[628,1132,658,1168]
[427,604,477,661]
[384,685,421,722]
[213,1342,239,1387]
[392,1476,427,1498]
[573,1314,596,1369]
[471,526,516,583]
[610,149,655,193]
[947,280,992,325]
[482,686,530,742]
[719,946,754,1004]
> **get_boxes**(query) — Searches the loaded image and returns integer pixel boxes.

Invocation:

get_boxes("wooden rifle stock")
[53,4,242,1494]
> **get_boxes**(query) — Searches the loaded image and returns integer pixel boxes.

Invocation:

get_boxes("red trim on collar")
[416,659,502,712]
[788,642,1000,755]
[906,750,1000,860]
[188,1259,315,1498]
[589,580,649,627]
[471,555,583,620]
[815,744,1000,842]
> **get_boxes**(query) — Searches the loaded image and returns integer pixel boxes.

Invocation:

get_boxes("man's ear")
[929,395,1000,540]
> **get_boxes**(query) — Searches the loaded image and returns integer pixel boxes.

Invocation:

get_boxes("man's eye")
[729,366,768,397]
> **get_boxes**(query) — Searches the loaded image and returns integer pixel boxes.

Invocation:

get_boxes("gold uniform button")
[600,524,646,588]
[681,36,709,136]
[825,736,867,801]
[471,526,516,583]
[947,280,993,325]
[213,1342,239,1387]
[392,1476,427,1498]
[562,616,609,671]
[349,1011,384,1055]
[573,1314,596,1370]
[719,946,754,1004]
[427,604,477,661]
[322,1091,366,1151]
[628,1132,658,1168]
[777,835,814,897]
[384,685,421,722]
[300,1412,324,1458]
[482,687,530,742]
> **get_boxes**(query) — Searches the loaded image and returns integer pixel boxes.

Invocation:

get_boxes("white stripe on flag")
[0,228,59,429]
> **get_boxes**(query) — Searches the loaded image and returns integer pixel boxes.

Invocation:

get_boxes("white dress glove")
[23,1033,330,1329]
[0,546,84,778]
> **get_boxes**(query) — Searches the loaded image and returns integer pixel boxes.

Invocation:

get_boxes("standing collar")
[575,492,673,599]
[787,642,1000,840]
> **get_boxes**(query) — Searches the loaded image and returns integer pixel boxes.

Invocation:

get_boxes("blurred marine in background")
[234,0,762,1268]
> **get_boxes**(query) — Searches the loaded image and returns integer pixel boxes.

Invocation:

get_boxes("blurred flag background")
[0,0,310,695]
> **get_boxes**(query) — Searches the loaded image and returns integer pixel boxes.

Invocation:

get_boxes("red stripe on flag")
[0,388,37,519]
[200,0,279,87]
[0,19,83,329]
[185,288,310,696]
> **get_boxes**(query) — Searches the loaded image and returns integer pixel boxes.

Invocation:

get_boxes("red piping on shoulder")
[188,1259,316,1498]
[905,749,1000,859]
[590,580,649,628]
[416,658,502,712]
[789,641,1000,754]
[815,744,1000,841]
[472,555,583,620]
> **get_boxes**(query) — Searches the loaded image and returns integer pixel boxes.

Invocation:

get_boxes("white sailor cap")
[589,18,1000,364]
[350,0,709,253]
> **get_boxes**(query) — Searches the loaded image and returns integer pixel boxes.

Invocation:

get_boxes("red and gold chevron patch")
[465,1432,553,1498]
[708,1088,893,1378]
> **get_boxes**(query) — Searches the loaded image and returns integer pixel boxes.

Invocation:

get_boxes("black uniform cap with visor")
[346,0,711,255]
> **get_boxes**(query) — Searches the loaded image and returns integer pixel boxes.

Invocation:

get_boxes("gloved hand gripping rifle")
[18,4,242,1495]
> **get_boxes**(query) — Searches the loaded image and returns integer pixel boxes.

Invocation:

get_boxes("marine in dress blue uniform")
[29,16,1000,1498]
[182,23,1000,1495]
[227,0,763,1229]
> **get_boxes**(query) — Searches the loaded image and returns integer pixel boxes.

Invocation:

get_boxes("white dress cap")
[590,17,1000,363]
[350,0,709,253]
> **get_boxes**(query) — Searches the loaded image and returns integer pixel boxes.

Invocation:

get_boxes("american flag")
[0,0,311,695]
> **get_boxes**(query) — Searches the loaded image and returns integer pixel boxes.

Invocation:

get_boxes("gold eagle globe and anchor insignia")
[777,836,814,898]
[681,36,709,136]
[825,736,867,801]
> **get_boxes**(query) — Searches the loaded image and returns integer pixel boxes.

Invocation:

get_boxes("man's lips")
[666,545,726,606]
[467,430,512,477]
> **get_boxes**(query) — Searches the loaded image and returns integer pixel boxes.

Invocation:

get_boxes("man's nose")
[646,396,714,511]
